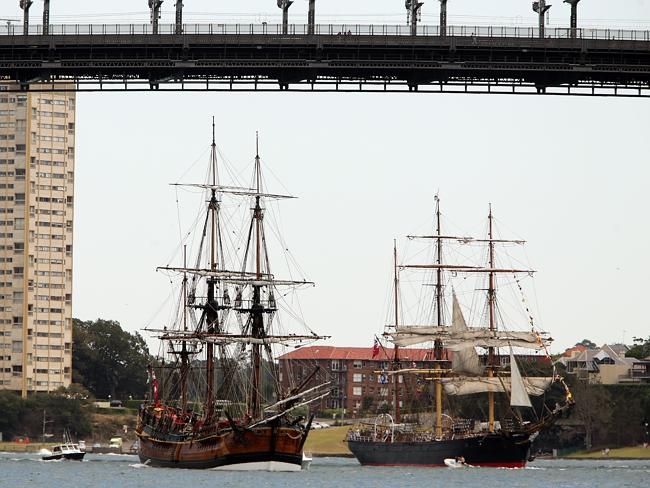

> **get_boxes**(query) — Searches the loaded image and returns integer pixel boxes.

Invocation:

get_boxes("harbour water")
[1,452,648,488]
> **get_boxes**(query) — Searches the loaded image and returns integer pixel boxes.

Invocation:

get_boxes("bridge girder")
[0,32,649,96]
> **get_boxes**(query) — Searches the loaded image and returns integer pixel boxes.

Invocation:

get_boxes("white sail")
[450,292,483,375]
[442,376,553,396]
[509,350,533,408]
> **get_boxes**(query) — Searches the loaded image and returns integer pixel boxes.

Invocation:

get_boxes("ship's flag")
[372,337,380,358]
[147,365,159,404]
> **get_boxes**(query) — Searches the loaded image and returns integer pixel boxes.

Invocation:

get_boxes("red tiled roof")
[277,346,437,361]
[562,344,587,357]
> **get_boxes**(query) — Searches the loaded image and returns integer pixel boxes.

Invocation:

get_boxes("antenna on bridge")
[532,1,551,39]
[277,1,293,35]
[307,0,315,35]
[405,1,424,36]
[42,0,50,35]
[149,0,163,35]
[564,0,580,39]
[19,0,33,33]
[175,1,183,35]
[439,0,448,37]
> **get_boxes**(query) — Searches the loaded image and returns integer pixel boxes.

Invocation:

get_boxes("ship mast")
[433,196,443,439]
[250,132,264,420]
[392,240,400,423]
[205,118,219,418]
[180,245,189,412]
[487,204,496,433]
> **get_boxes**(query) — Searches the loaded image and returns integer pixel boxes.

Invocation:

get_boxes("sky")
[1,0,649,354]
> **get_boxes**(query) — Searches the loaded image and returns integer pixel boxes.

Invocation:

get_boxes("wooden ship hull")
[137,424,306,471]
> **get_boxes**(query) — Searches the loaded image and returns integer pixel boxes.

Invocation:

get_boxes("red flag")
[148,365,159,404]
[372,337,380,359]
[151,369,159,404]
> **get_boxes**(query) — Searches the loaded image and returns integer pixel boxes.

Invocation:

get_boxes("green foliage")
[72,318,153,400]
[626,337,650,360]
[0,387,92,441]
[0,391,23,439]
[361,395,374,413]
[576,339,599,350]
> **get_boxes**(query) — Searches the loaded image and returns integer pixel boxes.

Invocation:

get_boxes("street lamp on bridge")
[532,1,551,39]
[19,0,33,33]
[439,0,448,37]
[564,0,581,39]
[42,0,50,35]
[405,0,424,36]
[149,0,163,35]
[175,1,183,35]
[277,0,293,35]
[308,0,315,35]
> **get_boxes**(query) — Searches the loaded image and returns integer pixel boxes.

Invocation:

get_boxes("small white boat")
[41,442,85,461]
[42,430,86,461]
[444,457,468,468]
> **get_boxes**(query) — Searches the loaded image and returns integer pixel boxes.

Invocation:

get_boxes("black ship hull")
[348,432,531,468]
[461,432,532,468]
[348,438,464,467]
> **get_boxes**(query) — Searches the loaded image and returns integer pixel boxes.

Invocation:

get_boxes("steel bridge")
[1,0,649,96]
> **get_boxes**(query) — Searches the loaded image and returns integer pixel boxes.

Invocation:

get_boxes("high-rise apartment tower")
[0,83,75,397]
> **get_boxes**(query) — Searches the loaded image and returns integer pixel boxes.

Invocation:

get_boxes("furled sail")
[450,292,483,375]
[509,350,533,408]
[388,327,550,350]
[442,376,553,396]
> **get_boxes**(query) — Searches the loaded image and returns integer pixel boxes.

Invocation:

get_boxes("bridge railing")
[0,23,649,41]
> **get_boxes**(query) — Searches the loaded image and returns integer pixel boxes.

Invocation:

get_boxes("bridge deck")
[1,24,649,96]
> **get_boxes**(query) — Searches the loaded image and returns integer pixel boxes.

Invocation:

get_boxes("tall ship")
[348,197,574,468]
[136,124,329,471]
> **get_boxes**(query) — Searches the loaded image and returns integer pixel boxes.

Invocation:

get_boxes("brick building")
[277,346,441,416]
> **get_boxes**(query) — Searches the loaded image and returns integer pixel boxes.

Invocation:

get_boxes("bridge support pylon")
[532,1,552,39]
[308,0,315,35]
[440,0,447,37]
[175,1,183,34]
[19,0,33,33]
[564,0,580,39]
[277,1,293,35]
[42,0,50,35]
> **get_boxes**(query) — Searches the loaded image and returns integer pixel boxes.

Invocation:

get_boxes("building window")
[353,373,363,383]
[352,387,362,396]
[353,360,363,369]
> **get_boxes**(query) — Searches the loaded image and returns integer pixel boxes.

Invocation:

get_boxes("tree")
[571,380,612,449]
[0,389,92,441]
[576,339,598,350]
[0,391,23,439]
[626,336,650,360]
[361,395,374,413]
[72,318,153,400]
